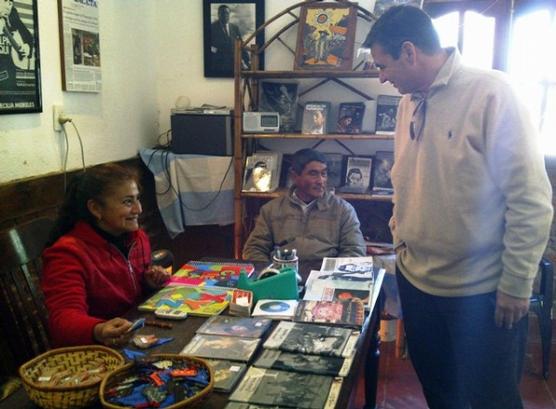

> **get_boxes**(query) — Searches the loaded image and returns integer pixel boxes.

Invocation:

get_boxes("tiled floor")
[373,316,556,409]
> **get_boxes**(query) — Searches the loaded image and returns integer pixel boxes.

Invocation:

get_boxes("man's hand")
[93,318,132,347]
[144,265,171,289]
[495,290,529,329]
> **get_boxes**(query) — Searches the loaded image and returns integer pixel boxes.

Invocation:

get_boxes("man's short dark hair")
[363,5,441,59]
[290,148,328,175]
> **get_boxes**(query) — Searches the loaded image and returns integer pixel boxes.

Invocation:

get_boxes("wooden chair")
[0,218,53,377]
[530,257,553,380]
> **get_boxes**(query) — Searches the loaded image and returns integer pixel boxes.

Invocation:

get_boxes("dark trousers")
[396,268,527,409]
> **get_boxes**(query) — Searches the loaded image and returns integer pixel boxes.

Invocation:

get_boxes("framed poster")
[0,0,42,114]
[294,3,357,71]
[203,0,265,78]
[58,0,101,92]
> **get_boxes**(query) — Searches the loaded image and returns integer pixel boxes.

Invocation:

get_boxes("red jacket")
[41,221,152,347]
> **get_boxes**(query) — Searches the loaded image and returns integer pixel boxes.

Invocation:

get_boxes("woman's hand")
[144,265,171,289]
[93,318,133,347]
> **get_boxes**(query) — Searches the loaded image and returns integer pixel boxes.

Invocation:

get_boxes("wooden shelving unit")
[232,0,390,258]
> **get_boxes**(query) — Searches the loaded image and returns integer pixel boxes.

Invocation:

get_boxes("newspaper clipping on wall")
[59,0,101,92]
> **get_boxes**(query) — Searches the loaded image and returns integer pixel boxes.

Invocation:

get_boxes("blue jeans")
[396,268,527,409]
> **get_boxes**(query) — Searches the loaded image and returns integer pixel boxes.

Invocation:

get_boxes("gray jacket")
[242,189,366,262]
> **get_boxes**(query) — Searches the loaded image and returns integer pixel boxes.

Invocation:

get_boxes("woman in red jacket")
[41,164,170,347]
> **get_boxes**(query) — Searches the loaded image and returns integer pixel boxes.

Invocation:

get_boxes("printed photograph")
[203,0,264,78]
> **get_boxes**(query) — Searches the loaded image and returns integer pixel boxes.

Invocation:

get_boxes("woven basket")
[100,354,214,409]
[19,345,125,409]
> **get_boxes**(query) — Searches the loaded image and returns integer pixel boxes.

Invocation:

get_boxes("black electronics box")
[170,109,233,156]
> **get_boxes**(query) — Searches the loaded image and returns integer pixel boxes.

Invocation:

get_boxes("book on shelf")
[375,95,402,135]
[168,260,255,288]
[196,315,272,338]
[253,349,353,377]
[205,359,248,393]
[180,334,260,362]
[336,102,365,134]
[337,156,373,194]
[278,153,294,189]
[371,150,394,193]
[294,299,365,328]
[242,152,283,193]
[263,321,359,358]
[137,285,231,317]
[323,153,344,189]
[252,299,298,320]
[259,81,299,132]
[301,101,330,135]
[229,367,343,409]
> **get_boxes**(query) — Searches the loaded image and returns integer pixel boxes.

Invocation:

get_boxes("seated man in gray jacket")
[242,149,367,261]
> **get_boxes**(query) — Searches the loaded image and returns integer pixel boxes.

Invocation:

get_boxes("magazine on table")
[242,152,283,193]
[168,260,255,288]
[229,367,343,409]
[294,299,365,328]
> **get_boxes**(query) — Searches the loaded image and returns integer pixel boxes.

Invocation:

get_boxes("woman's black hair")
[47,163,139,246]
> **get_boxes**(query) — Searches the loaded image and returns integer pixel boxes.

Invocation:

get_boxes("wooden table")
[2,261,383,409]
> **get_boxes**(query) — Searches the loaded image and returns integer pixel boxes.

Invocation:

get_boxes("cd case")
[253,349,353,377]
[252,299,298,320]
[205,359,247,392]
[180,334,260,362]
[263,321,359,358]
[196,315,272,338]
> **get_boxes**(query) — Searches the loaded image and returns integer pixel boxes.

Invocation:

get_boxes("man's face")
[348,171,362,185]
[371,43,415,95]
[218,6,230,24]
[292,161,327,202]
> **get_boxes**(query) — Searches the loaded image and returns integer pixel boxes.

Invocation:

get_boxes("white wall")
[1,0,393,184]
[0,0,158,184]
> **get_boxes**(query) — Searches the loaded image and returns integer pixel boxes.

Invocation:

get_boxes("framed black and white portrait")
[0,0,42,114]
[339,156,372,194]
[203,0,264,78]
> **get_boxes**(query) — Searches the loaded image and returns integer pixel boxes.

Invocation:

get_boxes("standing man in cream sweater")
[364,6,553,409]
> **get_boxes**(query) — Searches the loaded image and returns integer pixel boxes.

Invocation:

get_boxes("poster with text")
[0,0,42,114]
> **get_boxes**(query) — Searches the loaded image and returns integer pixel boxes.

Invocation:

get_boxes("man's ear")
[87,199,102,221]
[400,41,417,65]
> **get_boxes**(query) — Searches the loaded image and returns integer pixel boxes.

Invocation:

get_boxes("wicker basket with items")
[19,345,125,409]
[100,354,214,409]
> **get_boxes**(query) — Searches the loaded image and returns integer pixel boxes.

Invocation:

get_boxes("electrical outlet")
[53,105,63,132]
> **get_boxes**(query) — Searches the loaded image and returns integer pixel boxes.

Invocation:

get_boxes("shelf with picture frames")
[240,69,380,79]
[240,132,393,140]
[233,0,393,259]
[241,187,392,202]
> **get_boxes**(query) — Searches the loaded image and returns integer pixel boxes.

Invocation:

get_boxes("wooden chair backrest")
[0,218,54,376]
